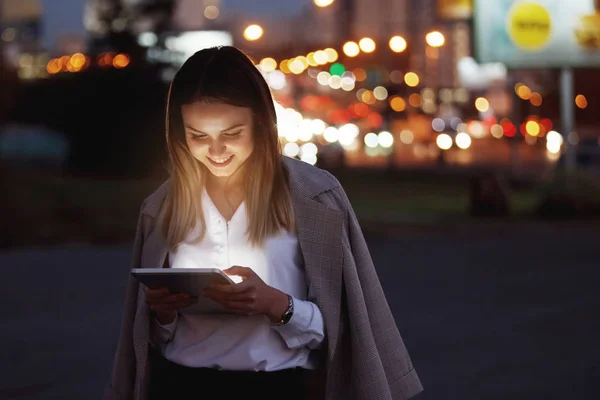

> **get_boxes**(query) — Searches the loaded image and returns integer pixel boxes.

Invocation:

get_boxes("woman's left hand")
[203,266,289,322]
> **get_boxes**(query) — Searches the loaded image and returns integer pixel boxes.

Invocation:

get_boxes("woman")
[104,46,422,400]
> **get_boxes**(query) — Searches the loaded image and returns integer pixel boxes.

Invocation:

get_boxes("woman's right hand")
[145,287,196,325]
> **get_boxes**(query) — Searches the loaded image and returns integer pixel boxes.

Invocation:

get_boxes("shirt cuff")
[272,297,324,349]
[152,312,179,343]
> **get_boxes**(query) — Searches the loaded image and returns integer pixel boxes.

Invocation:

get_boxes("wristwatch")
[276,295,294,325]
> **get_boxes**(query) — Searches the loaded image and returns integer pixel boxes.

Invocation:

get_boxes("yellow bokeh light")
[324,48,338,62]
[404,72,420,87]
[530,92,542,107]
[259,57,277,72]
[390,96,406,112]
[525,121,540,136]
[243,24,263,41]
[314,0,334,7]
[279,59,291,74]
[343,41,360,57]
[314,50,328,65]
[359,37,376,53]
[289,58,306,74]
[475,97,490,113]
[361,90,376,104]
[517,85,532,100]
[426,31,445,47]
[575,94,588,109]
[70,53,86,69]
[306,52,318,66]
[389,36,407,52]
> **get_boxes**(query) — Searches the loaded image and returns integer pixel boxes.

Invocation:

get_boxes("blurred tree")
[85,0,176,54]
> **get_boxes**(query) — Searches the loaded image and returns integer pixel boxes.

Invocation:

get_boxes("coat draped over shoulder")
[104,157,422,400]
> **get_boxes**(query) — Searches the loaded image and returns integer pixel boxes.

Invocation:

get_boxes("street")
[1,225,599,399]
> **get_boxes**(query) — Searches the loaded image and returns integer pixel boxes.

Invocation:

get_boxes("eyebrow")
[184,123,246,134]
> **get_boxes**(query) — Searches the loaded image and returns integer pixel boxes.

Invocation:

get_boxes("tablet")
[131,268,235,314]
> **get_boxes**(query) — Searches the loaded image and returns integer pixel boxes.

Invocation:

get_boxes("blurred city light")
[475,97,490,113]
[404,72,420,87]
[455,132,472,149]
[204,6,219,19]
[426,31,445,47]
[575,94,588,109]
[314,0,335,7]
[343,41,360,57]
[436,133,453,150]
[378,131,394,148]
[243,24,264,41]
[359,37,376,53]
[389,36,407,53]
[364,133,379,148]
[530,92,543,107]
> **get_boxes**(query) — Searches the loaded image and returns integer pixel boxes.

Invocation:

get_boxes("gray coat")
[104,156,423,400]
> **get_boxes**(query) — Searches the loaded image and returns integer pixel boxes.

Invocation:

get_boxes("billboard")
[474,0,600,68]
[437,0,473,20]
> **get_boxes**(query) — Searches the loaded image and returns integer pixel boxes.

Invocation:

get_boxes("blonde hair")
[159,46,295,248]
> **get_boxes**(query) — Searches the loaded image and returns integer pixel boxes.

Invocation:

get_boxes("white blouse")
[150,188,325,371]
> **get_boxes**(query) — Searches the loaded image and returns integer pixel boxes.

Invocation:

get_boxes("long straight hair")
[159,46,294,248]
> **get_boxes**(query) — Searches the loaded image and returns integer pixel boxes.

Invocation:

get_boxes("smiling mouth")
[207,155,233,167]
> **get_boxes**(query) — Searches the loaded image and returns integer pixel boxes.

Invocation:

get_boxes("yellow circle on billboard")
[507,2,552,50]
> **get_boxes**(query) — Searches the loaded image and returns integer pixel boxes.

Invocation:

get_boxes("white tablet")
[131,268,235,314]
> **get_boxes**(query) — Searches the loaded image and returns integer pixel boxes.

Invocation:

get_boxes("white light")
[317,71,331,85]
[546,130,564,145]
[311,119,326,134]
[547,140,562,154]
[329,75,342,89]
[300,142,318,156]
[283,142,300,157]
[265,70,286,90]
[323,127,339,143]
[436,133,453,150]
[138,32,158,47]
[364,132,379,148]
[400,130,414,144]
[378,131,394,148]
[455,132,472,149]
[373,86,388,100]
[339,123,360,138]
[284,130,299,143]
[298,119,314,142]
[163,31,233,62]
[339,125,357,146]
[341,77,355,91]
[432,118,445,132]
[300,152,318,165]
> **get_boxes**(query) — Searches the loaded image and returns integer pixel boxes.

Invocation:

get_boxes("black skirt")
[148,346,308,400]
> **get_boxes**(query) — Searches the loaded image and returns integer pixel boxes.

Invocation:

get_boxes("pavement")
[1,225,599,399]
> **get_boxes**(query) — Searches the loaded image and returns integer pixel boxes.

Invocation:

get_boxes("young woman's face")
[181,102,254,179]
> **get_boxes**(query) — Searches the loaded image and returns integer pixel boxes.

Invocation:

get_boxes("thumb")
[223,265,253,277]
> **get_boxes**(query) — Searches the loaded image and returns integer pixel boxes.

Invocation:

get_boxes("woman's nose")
[208,140,226,157]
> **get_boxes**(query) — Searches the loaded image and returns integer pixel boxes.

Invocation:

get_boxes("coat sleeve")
[322,171,423,400]
[103,205,146,400]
